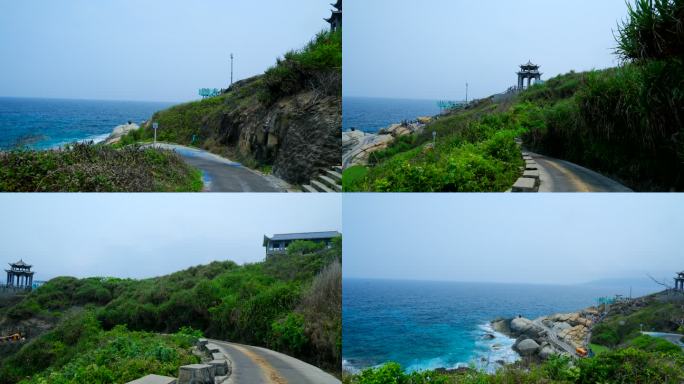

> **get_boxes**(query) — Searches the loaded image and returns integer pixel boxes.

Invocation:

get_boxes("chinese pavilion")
[325,0,342,32]
[517,61,542,90]
[5,260,34,289]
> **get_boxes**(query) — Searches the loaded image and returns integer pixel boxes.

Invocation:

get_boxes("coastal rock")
[491,319,511,335]
[539,345,557,360]
[510,317,544,339]
[342,130,394,168]
[104,123,139,145]
[515,338,540,356]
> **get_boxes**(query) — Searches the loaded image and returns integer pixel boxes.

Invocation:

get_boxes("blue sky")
[0,0,332,102]
[344,0,629,100]
[343,194,684,286]
[0,194,341,281]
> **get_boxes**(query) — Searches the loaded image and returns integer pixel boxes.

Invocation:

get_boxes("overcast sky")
[0,0,332,102]
[343,194,684,286]
[344,0,629,100]
[0,194,340,281]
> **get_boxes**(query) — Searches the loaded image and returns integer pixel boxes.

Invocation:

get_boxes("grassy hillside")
[117,30,342,175]
[343,292,684,384]
[0,239,342,383]
[0,143,202,192]
[346,0,684,191]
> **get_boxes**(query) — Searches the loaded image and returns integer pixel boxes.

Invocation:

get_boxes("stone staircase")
[512,151,540,192]
[302,166,342,192]
[127,338,231,384]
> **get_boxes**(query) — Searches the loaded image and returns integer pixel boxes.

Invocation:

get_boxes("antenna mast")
[230,53,234,86]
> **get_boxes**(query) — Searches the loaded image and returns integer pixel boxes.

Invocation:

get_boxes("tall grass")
[615,0,684,61]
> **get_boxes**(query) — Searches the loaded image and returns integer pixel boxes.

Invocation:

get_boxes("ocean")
[0,97,173,150]
[343,278,661,374]
[343,96,442,133]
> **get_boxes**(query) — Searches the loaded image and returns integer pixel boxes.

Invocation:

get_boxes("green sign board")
[199,88,221,98]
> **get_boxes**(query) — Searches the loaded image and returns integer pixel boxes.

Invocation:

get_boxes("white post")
[153,122,159,146]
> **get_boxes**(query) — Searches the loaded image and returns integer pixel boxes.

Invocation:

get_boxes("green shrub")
[271,312,308,354]
[627,334,683,354]
[0,143,202,192]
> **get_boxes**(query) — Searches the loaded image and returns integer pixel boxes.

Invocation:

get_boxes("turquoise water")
[343,279,660,373]
[0,97,173,150]
[343,96,441,133]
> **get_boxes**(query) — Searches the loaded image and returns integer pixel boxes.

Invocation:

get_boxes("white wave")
[471,323,520,373]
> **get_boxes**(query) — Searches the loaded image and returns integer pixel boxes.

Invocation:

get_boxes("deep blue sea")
[0,97,173,150]
[343,97,442,133]
[343,279,660,373]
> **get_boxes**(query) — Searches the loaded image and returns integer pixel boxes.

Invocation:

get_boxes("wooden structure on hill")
[675,271,684,292]
[263,231,340,257]
[517,61,542,90]
[325,0,342,32]
[5,259,34,290]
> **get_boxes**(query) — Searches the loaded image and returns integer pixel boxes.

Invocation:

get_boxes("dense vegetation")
[0,142,202,192]
[117,30,342,169]
[344,292,684,384]
[343,101,530,191]
[0,311,199,384]
[0,239,342,383]
[346,0,684,191]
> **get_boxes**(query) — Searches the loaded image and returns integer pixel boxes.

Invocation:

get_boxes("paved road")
[211,340,340,384]
[150,143,285,192]
[530,153,632,192]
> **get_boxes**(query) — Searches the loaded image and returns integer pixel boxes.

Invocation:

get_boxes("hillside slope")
[118,30,342,185]
[0,239,342,383]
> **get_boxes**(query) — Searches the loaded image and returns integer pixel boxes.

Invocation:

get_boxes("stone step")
[178,364,214,384]
[126,375,177,384]
[208,359,230,376]
[523,170,540,180]
[317,175,342,192]
[205,344,220,354]
[311,180,335,193]
[331,165,342,173]
[525,161,538,170]
[512,177,537,192]
[302,184,318,193]
[323,169,342,182]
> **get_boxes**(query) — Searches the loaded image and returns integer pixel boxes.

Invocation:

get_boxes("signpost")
[153,122,158,145]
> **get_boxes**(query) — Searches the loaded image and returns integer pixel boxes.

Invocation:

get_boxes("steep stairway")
[302,166,342,193]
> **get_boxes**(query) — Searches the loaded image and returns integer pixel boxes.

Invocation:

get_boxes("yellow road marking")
[540,159,592,192]
[230,343,288,384]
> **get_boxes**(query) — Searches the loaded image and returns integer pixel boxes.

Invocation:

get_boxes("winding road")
[149,144,286,192]
[529,152,632,192]
[211,339,340,384]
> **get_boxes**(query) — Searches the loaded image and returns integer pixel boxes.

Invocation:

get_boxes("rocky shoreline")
[489,307,600,362]
[342,117,432,168]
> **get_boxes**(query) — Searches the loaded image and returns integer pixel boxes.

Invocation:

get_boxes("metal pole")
[466,82,469,104]
[230,53,234,86]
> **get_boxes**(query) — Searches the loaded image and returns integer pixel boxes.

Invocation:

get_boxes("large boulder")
[538,345,557,360]
[510,317,544,339]
[515,338,540,356]
[104,123,140,145]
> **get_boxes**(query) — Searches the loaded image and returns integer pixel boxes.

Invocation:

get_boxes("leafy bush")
[271,312,308,354]
[627,334,683,354]
[261,30,342,105]
[0,240,342,378]
[0,143,202,192]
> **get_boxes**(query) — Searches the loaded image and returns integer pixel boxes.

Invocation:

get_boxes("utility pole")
[230,53,234,86]
[465,82,469,105]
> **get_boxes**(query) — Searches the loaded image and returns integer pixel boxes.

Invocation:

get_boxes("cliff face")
[205,76,340,184]
[125,30,342,185]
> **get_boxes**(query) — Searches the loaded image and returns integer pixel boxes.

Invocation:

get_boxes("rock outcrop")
[104,123,140,145]
[492,308,598,362]
[342,120,427,168]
